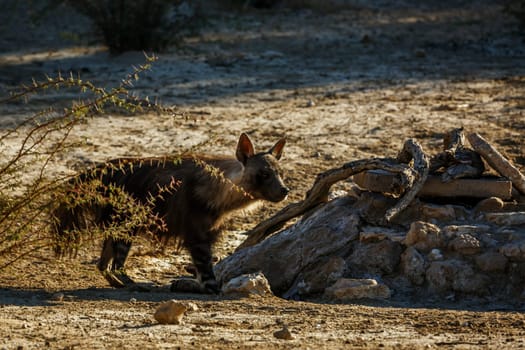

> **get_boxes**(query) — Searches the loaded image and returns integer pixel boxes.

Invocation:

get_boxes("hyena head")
[236,133,289,203]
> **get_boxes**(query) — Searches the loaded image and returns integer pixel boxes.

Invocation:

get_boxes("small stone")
[284,257,346,298]
[421,203,456,222]
[50,293,64,302]
[129,298,137,303]
[348,240,403,274]
[484,212,525,226]
[400,247,426,285]
[428,248,444,261]
[353,191,398,223]
[274,326,295,340]
[222,272,273,297]
[305,99,316,107]
[404,221,444,252]
[324,278,391,300]
[454,270,488,295]
[426,260,464,293]
[426,259,487,294]
[478,233,499,248]
[474,197,505,213]
[442,225,490,239]
[475,252,508,272]
[185,302,199,312]
[154,300,188,325]
[500,241,525,261]
[448,234,481,255]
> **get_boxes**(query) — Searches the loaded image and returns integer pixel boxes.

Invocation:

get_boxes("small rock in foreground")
[154,300,193,325]
[50,293,64,302]
[222,272,273,297]
[274,326,295,340]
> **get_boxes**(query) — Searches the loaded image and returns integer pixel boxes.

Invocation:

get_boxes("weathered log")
[353,172,513,199]
[236,139,428,251]
[467,133,525,195]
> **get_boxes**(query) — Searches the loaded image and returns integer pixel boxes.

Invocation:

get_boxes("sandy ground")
[1,0,525,349]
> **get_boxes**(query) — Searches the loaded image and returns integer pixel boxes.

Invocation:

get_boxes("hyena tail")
[51,200,103,258]
[51,174,150,288]
[51,168,121,259]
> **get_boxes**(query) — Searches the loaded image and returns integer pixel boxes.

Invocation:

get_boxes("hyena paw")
[113,269,135,285]
[101,269,135,288]
[170,277,203,293]
[101,270,127,288]
[170,277,220,294]
[203,279,220,294]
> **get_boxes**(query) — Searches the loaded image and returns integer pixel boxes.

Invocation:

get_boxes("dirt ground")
[1,0,525,349]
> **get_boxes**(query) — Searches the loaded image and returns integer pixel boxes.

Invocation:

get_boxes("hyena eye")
[259,171,270,180]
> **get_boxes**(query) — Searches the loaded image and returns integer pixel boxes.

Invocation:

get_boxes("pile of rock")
[216,131,525,303]
[216,193,525,302]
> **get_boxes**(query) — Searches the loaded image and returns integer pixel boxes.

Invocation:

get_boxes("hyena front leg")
[97,237,134,288]
[172,229,220,294]
[189,238,219,293]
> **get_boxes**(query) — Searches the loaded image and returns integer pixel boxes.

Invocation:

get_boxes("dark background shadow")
[1,0,523,110]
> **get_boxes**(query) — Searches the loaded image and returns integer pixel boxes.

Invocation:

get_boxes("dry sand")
[1,1,525,349]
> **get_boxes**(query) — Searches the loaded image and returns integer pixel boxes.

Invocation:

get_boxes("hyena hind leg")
[97,238,135,288]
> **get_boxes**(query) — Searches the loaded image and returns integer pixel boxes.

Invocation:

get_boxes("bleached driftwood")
[236,139,428,251]
[467,132,525,195]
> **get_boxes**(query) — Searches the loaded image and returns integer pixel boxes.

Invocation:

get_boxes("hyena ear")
[269,138,286,160]
[236,133,255,164]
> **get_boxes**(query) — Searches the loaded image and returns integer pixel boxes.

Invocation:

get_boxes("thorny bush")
[0,54,176,270]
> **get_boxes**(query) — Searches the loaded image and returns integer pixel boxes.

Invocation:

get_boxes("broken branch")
[385,139,429,222]
[467,132,525,195]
